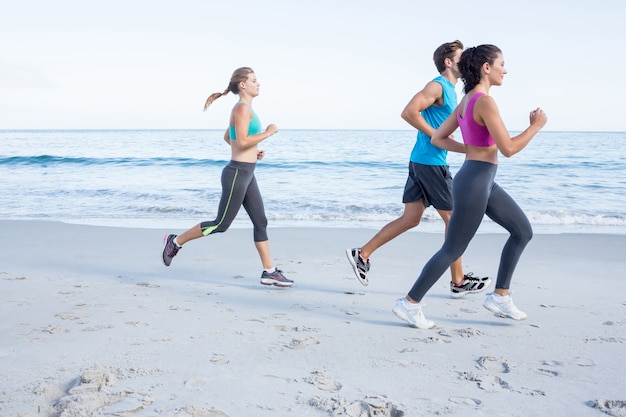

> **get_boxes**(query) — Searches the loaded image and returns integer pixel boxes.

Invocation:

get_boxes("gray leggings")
[200,160,268,242]
[408,160,532,301]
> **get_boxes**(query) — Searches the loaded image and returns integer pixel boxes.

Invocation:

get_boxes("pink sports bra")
[457,92,495,147]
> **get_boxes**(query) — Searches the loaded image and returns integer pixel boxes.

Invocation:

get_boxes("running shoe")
[450,273,492,299]
[260,269,294,287]
[345,248,370,286]
[392,298,435,329]
[483,292,527,320]
[162,234,181,266]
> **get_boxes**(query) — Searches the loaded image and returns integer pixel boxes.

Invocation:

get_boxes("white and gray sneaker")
[392,298,435,329]
[450,273,492,299]
[162,234,181,266]
[345,248,370,286]
[260,269,294,287]
[483,292,527,320]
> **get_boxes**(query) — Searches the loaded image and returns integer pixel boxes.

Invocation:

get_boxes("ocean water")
[1,129,625,234]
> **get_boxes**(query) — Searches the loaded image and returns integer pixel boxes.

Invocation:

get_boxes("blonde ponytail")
[203,67,254,111]
[203,89,229,111]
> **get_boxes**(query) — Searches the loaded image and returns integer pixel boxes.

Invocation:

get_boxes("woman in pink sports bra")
[392,44,547,329]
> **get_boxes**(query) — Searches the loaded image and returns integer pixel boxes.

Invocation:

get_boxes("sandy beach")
[1,220,625,416]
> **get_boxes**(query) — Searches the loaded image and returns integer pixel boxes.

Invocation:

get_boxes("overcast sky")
[1,0,624,132]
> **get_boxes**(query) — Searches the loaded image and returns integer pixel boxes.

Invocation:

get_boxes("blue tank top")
[409,75,457,165]
[229,103,262,140]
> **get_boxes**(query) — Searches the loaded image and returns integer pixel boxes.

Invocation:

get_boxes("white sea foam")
[1,129,624,234]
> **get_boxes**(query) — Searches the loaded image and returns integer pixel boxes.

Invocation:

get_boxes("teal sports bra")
[229,102,262,140]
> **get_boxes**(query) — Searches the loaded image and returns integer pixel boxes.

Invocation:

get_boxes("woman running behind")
[162,67,293,287]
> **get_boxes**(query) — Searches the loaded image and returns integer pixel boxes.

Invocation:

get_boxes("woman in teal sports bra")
[161,67,293,287]
[392,45,547,328]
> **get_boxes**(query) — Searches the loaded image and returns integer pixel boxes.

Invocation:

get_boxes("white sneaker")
[483,292,527,320]
[392,298,435,329]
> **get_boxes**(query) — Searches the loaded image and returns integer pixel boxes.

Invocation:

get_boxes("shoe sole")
[260,279,294,287]
[483,302,527,321]
[392,306,435,329]
[392,307,414,327]
[450,291,470,299]
[345,248,368,286]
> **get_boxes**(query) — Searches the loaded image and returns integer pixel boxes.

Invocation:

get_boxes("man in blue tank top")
[346,40,490,298]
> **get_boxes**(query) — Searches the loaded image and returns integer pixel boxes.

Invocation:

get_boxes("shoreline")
[3,217,626,236]
[1,220,625,416]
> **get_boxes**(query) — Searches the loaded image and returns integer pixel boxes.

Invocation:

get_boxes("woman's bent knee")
[516,224,533,244]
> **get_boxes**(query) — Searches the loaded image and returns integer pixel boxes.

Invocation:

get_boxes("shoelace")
[167,242,180,256]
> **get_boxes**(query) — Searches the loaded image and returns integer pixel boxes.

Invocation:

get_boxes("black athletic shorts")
[402,162,453,210]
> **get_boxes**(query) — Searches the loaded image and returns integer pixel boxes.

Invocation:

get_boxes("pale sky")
[1,0,624,132]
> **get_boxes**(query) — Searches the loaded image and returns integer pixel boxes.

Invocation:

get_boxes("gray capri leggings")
[200,160,268,242]
[408,160,533,301]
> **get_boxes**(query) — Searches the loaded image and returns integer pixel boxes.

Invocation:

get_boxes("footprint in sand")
[294,325,319,332]
[535,368,560,377]
[437,328,482,338]
[177,405,230,417]
[55,312,80,321]
[287,337,319,349]
[519,388,546,396]
[81,324,114,332]
[136,282,160,288]
[307,394,403,416]
[541,359,564,366]
[339,308,360,316]
[184,377,208,389]
[572,357,596,367]
[210,354,230,365]
[272,325,320,333]
[99,393,154,415]
[56,364,154,416]
[3,275,26,281]
[125,321,149,327]
[345,395,404,417]
[460,371,546,396]
[305,370,342,392]
[452,328,483,338]
[474,375,511,392]
[44,325,68,334]
[588,399,626,417]
[476,356,512,373]
[402,336,450,345]
[399,339,437,352]
[448,396,483,408]
[420,336,451,344]
[458,372,511,393]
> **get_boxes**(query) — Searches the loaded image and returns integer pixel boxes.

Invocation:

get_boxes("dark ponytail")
[459,45,501,93]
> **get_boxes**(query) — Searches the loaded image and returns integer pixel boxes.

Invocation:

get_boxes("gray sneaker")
[450,273,492,299]
[345,248,370,286]
[162,234,181,266]
[260,269,294,287]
